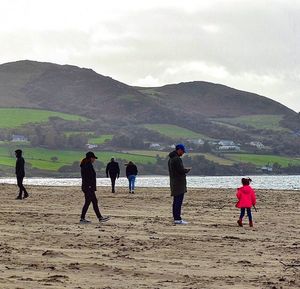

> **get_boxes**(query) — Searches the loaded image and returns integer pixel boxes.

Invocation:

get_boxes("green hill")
[0,108,87,128]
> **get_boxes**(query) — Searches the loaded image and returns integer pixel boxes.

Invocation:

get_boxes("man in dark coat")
[168,144,190,224]
[106,157,120,193]
[80,151,110,223]
[15,149,29,200]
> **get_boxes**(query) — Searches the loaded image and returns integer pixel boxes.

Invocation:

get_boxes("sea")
[0,175,299,190]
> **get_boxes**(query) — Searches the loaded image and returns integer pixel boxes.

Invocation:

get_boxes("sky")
[0,0,299,112]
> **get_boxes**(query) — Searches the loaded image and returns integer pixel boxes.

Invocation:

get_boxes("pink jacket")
[236,185,256,208]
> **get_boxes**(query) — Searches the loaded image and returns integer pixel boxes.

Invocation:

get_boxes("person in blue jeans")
[126,161,138,194]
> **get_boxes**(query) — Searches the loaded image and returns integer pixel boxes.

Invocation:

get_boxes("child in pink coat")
[236,178,256,227]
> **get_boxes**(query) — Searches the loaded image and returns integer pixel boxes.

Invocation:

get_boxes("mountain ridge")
[0,60,298,128]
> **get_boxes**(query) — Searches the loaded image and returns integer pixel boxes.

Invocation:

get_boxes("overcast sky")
[0,0,299,112]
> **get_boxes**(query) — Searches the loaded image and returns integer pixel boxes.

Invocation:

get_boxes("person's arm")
[173,158,186,175]
[236,188,241,200]
[135,165,138,175]
[117,163,120,178]
[106,163,109,177]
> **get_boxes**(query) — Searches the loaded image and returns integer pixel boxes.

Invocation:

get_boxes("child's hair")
[241,177,252,186]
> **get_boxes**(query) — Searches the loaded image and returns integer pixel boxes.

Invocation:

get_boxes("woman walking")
[80,151,109,223]
[126,161,138,194]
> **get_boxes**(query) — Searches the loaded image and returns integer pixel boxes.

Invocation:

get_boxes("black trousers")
[81,189,102,220]
[109,174,117,192]
[17,176,28,197]
[173,193,184,221]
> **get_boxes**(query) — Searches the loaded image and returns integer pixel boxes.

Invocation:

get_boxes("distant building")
[86,144,98,149]
[149,143,165,150]
[11,135,28,142]
[249,141,265,149]
[187,138,205,145]
[218,145,240,151]
[218,140,235,146]
[218,140,240,151]
[261,165,273,173]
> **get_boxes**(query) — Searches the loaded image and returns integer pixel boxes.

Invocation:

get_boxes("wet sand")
[0,184,299,289]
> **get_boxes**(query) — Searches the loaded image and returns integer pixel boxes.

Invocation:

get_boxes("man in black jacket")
[80,151,110,223]
[15,149,29,200]
[168,144,190,225]
[106,157,120,193]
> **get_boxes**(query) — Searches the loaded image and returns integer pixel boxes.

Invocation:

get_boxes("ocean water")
[0,175,299,190]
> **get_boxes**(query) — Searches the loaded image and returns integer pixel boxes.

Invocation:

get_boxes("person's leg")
[131,175,136,192]
[16,176,23,199]
[89,190,102,219]
[173,193,184,221]
[240,208,246,220]
[128,177,132,192]
[81,190,92,220]
[110,175,116,193]
[238,208,245,226]
[247,208,253,226]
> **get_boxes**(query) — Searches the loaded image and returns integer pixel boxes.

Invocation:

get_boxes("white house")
[11,135,28,142]
[187,138,205,145]
[149,143,164,150]
[86,144,98,149]
[249,141,265,149]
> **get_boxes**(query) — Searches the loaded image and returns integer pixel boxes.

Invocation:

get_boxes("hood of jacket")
[169,151,178,158]
[80,158,91,167]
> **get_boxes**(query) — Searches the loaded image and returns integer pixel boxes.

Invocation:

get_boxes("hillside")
[138,81,295,118]
[0,60,298,128]
[0,60,167,123]
[1,60,300,177]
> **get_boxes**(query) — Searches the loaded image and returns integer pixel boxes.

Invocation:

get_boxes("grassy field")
[64,131,94,137]
[226,153,300,167]
[125,150,235,166]
[143,124,212,140]
[215,114,287,131]
[0,108,88,128]
[0,146,156,171]
[88,135,113,144]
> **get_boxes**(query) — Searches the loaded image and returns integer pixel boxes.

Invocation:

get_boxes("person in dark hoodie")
[80,151,110,223]
[106,157,120,193]
[15,149,29,200]
[168,144,190,225]
[125,161,138,194]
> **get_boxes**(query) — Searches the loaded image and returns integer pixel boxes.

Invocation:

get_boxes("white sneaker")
[174,220,188,225]
[80,219,91,224]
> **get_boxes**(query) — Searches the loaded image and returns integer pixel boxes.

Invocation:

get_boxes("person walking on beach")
[15,149,29,200]
[168,144,190,225]
[106,157,120,193]
[236,177,256,227]
[80,151,110,223]
[126,161,138,194]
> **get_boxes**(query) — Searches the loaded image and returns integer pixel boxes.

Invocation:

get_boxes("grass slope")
[226,153,300,167]
[125,150,234,166]
[0,108,88,128]
[215,115,287,131]
[88,135,113,144]
[144,124,212,140]
[0,146,156,171]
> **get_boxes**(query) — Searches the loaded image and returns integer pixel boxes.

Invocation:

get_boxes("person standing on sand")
[80,151,110,224]
[236,177,256,227]
[125,161,138,194]
[15,149,29,200]
[106,157,120,193]
[168,144,190,225]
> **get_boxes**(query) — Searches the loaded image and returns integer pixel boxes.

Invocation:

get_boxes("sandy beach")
[0,184,299,289]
